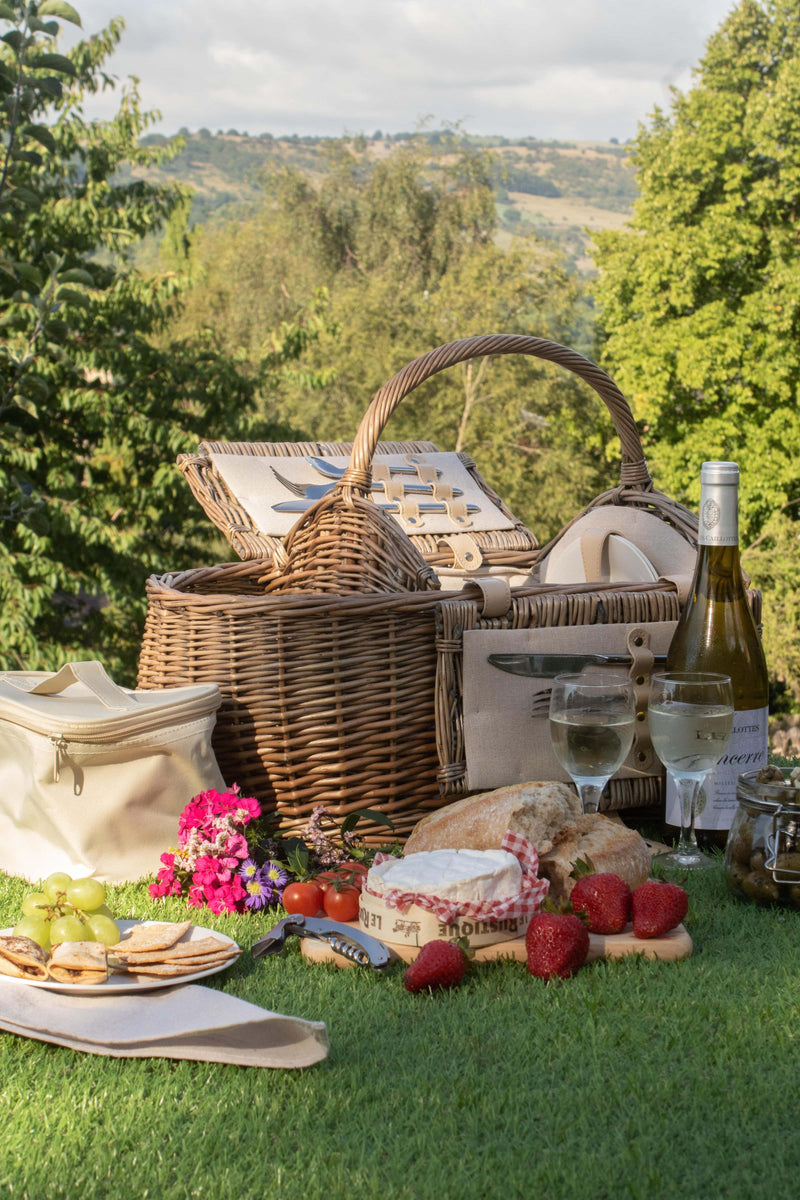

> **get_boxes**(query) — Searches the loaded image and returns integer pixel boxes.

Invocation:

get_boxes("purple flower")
[243,875,274,910]
[262,861,289,892]
[241,861,288,910]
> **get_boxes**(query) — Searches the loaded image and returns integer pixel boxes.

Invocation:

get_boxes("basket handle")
[338,334,652,492]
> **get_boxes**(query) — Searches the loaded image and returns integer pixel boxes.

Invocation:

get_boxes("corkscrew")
[251,915,394,971]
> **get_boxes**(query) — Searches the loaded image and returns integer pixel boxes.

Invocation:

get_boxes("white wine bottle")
[664,461,769,845]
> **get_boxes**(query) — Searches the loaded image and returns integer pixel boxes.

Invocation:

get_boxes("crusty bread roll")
[538,813,651,902]
[404,781,582,857]
[403,781,651,903]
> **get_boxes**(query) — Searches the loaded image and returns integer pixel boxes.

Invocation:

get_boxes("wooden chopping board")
[299,920,692,969]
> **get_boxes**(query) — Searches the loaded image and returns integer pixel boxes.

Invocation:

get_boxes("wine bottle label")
[665,706,768,830]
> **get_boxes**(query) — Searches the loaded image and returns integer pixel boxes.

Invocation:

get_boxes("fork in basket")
[529,688,553,720]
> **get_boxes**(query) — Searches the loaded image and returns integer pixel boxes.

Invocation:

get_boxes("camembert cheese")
[365,848,522,904]
[360,848,530,949]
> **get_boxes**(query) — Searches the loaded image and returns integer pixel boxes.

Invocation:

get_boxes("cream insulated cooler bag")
[0,662,226,884]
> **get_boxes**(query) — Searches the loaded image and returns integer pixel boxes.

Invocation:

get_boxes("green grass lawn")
[1,859,798,1200]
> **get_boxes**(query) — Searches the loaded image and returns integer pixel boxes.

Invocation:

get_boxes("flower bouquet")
[150,789,398,916]
[149,785,287,914]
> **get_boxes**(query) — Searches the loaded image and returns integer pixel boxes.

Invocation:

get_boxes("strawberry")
[631,880,689,939]
[403,940,467,993]
[525,912,589,979]
[570,872,632,935]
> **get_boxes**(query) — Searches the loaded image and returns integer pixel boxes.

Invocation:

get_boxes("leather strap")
[439,533,484,571]
[443,499,472,527]
[625,629,657,772]
[467,577,512,618]
[382,478,406,502]
[579,529,614,581]
[409,460,438,485]
[658,573,693,605]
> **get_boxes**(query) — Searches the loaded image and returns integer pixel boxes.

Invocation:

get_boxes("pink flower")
[192,852,240,886]
[207,876,248,914]
[224,833,249,859]
[152,783,262,911]
[236,797,261,824]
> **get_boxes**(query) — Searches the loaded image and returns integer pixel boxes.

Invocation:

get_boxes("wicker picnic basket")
[139,333,697,842]
[176,438,540,573]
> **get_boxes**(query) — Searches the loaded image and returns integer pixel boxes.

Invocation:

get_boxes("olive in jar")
[725,768,800,909]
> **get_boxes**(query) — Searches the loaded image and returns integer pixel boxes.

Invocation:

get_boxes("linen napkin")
[0,978,328,1068]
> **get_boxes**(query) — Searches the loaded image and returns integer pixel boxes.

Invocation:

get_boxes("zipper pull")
[49,734,67,783]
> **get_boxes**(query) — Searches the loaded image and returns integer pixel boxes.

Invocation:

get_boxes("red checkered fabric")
[365,833,550,925]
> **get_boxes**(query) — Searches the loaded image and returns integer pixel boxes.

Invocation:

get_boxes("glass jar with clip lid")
[724,766,800,906]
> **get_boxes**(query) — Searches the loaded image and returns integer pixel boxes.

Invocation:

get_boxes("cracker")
[112,949,238,970]
[48,940,108,984]
[116,920,193,953]
[47,967,108,985]
[115,954,235,978]
[0,935,49,980]
[113,936,231,963]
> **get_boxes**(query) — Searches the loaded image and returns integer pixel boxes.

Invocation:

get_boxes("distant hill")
[133,129,637,272]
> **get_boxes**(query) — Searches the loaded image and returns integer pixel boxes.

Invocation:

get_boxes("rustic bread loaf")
[403,781,651,903]
[538,813,651,902]
[404,780,582,857]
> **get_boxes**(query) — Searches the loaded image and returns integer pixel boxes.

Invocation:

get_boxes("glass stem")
[577,784,605,815]
[673,774,702,851]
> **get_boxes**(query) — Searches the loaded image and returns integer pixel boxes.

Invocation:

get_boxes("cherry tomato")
[322,885,360,923]
[315,862,368,894]
[281,881,324,917]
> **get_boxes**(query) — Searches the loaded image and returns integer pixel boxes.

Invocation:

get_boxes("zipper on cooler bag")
[44,712,218,792]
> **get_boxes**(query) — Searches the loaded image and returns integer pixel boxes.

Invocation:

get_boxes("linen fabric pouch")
[462,622,678,793]
[0,978,329,1068]
[0,661,226,884]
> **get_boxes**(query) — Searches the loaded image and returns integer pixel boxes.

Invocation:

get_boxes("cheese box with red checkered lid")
[357,834,548,950]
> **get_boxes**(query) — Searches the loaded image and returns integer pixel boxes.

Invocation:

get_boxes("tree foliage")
[592,0,800,702]
[0,2,278,682]
[171,134,611,543]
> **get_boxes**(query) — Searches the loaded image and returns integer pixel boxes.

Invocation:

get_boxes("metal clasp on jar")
[765,806,800,882]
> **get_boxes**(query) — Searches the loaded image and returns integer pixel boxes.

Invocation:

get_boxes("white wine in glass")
[648,671,734,870]
[549,673,636,814]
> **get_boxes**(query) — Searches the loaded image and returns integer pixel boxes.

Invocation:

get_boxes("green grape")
[49,914,92,944]
[85,913,121,946]
[21,892,51,918]
[43,871,72,903]
[86,903,115,920]
[13,915,51,952]
[66,877,106,912]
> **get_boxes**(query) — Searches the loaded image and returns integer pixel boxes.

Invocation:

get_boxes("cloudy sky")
[61,0,738,141]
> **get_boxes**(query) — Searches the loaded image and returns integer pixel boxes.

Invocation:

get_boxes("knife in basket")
[273,499,479,514]
[487,652,667,678]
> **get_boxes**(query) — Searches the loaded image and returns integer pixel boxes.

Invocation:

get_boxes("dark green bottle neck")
[690,542,748,601]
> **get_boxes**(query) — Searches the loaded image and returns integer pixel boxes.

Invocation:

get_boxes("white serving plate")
[543,533,659,585]
[0,920,241,996]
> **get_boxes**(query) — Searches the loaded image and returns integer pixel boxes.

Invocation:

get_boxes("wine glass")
[648,671,734,870]
[549,673,637,814]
